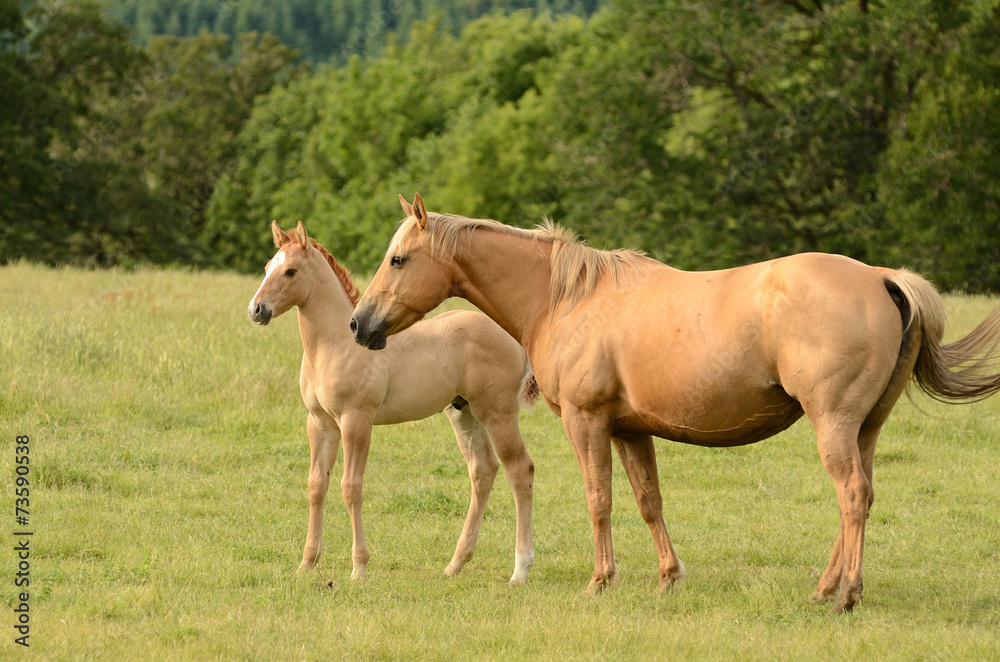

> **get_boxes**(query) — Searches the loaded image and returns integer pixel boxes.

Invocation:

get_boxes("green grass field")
[1,262,999,660]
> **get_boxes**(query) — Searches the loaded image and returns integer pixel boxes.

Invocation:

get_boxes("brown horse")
[351,194,1000,613]
[249,221,537,583]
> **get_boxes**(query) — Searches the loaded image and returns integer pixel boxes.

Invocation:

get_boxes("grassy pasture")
[1,262,999,660]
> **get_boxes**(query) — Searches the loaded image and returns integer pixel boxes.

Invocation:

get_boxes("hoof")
[832,599,857,615]
[832,589,862,614]
[509,551,533,585]
[811,589,836,604]
[829,580,862,614]
[584,569,620,595]
[508,571,528,586]
[656,559,687,594]
[443,564,461,578]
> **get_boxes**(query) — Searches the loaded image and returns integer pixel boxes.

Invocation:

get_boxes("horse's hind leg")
[443,404,499,578]
[811,423,878,608]
[613,434,686,593]
[473,405,535,584]
[812,322,920,611]
[811,418,871,613]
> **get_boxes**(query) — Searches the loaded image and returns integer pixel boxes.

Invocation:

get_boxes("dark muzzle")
[350,308,387,350]
[249,301,272,325]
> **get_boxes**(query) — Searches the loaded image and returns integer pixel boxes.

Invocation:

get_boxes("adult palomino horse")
[248,221,538,583]
[352,194,1000,613]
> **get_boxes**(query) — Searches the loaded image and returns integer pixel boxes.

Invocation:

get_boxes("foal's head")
[351,194,455,350]
[248,221,317,325]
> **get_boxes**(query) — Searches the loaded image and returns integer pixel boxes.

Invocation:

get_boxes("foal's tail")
[887,270,1000,403]
[519,364,540,410]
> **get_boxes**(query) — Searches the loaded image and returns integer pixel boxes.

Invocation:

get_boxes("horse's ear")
[399,194,413,217]
[413,193,427,230]
[295,221,309,248]
[271,220,290,248]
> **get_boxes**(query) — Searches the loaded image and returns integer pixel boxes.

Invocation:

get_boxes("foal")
[248,221,536,583]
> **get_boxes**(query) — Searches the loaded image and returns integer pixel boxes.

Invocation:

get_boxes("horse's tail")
[887,270,1000,403]
[519,364,540,410]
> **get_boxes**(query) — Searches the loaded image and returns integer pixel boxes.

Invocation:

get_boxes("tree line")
[102,0,604,62]
[2,0,998,292]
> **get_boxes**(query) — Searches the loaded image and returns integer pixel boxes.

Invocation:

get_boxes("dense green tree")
[138,30,300,263]
[4,0,997,289]
[209,17,466,270]
[206,72,336,271]
[877,5,1000,292]
[1,0,300,266]
[208,2,1000,291]
[0,0,59,255]
[1,0,161,265]
[102,0,606,62]
[207,11,588,272]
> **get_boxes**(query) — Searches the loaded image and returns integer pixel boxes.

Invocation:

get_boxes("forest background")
[2,0,998,292]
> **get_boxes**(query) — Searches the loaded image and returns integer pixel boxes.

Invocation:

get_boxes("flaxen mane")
[311,239,360,306]
[393,213,646,312]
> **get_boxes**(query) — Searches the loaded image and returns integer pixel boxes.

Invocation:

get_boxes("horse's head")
[351,194,454,350]
[248,221,317,325]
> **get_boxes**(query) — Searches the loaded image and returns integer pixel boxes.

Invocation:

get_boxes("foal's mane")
[395,212,646,312]
[309,239,360,306]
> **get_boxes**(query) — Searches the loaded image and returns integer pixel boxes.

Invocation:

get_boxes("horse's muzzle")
[249,301,272,326]
[350,310,387,350]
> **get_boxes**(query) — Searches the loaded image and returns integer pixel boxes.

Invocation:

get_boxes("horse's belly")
[372,392,454,426]
[619,384,804,447]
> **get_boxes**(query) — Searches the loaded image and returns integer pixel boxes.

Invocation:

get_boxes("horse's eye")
[390,255,406,268]
[284,269,296,278]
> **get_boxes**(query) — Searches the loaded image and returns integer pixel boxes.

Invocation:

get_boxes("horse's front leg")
[298,413,341,573]
[562,407,618,593]
[612,434,686,593]
[340,410,375,580]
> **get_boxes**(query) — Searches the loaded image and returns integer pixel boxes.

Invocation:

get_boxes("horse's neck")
[451,228,552,349]
[296,262,357,360]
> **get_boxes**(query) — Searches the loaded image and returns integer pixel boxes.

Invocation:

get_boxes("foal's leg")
[473,403,535,584]
[298,413,341,573]
[562,407,618,593]
[339,409,375,580]
[442,404,500,578]
[612,434,686,593]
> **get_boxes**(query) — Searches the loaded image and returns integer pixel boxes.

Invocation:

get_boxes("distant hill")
[100,0,605,62]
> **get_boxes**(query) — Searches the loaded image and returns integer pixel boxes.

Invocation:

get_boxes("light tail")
[889,270,1000,403]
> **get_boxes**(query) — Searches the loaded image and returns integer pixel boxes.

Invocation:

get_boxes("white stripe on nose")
[250,250,286,307]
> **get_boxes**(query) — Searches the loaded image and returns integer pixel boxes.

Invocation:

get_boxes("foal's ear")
[271,220,290,248]
[399,193,414,217]
[412,193,428,230]
[294,221,309,248]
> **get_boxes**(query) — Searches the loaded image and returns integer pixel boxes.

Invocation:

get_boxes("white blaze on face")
[250,250,286,310]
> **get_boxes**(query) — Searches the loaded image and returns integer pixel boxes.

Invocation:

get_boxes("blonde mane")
[310,239,360,306]
[393,213,646,312]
